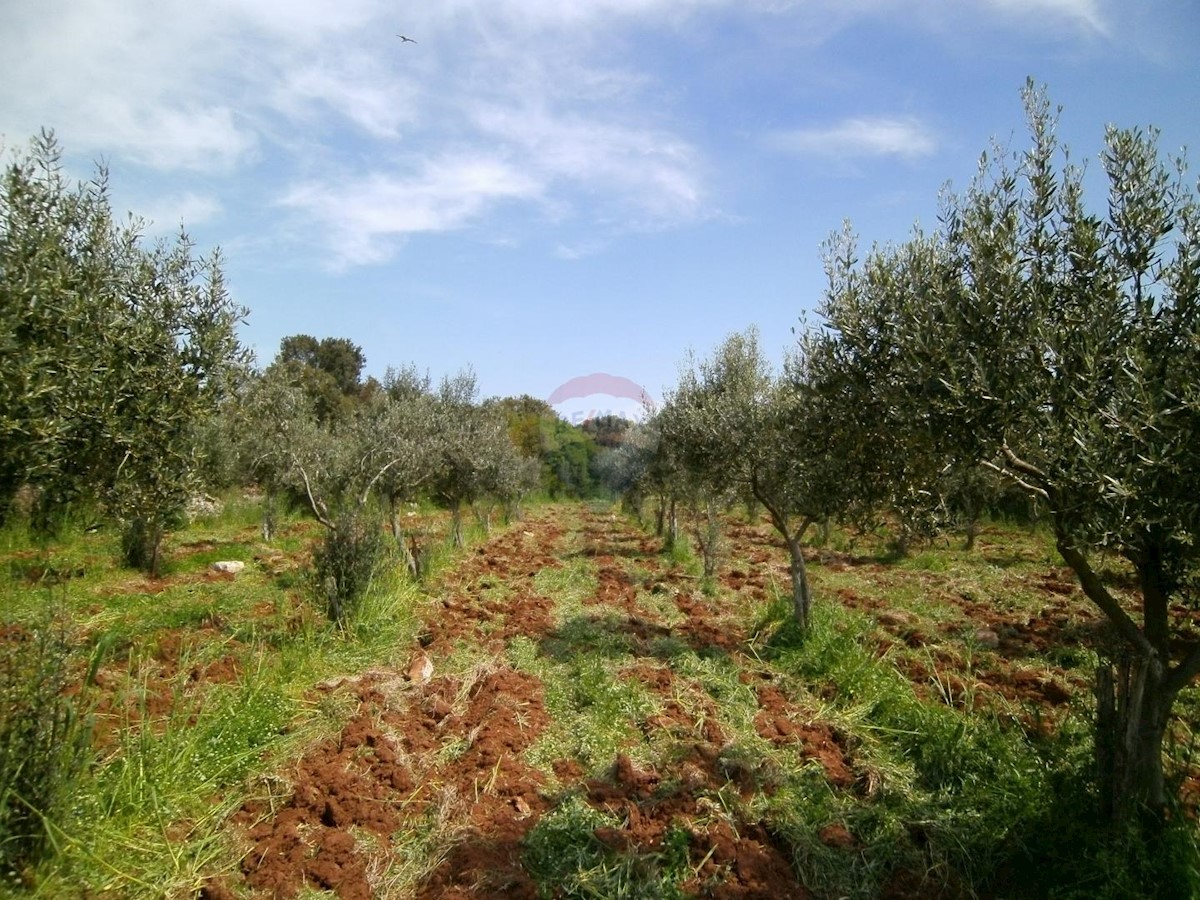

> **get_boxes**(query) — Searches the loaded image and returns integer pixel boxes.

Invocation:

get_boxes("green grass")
[2,502,1197,899]
[519,511,999,895]
[0,493,443,898]
[523,795,692,899]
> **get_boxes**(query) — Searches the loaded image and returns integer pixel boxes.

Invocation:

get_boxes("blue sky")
[3,0,1198,421]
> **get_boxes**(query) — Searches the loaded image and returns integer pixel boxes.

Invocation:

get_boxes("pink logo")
[548,373,650,424]
[547,373,649,406]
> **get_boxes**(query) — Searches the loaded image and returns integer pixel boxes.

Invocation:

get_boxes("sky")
[2,0,1198,422]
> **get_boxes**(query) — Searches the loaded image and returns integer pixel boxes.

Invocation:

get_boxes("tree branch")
[359,455,408,511]
[1000,443,1047,481]
[982,458,1049,501]
[1166,642,1200,697]
[1055,533,1153,658]
[291,453,335,531]
[751,475,790,543]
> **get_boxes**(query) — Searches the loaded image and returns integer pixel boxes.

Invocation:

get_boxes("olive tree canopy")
[0,131,248,571]
[664,328,853,629]
[818,83,1200,823]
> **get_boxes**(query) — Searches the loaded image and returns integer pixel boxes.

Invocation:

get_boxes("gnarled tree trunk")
[1056,532,1200,827]
[1095,651,1173,824]
[664,497,679,551]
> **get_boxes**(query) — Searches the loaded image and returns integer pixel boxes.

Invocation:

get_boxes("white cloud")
[774,0,1111,38]
[983,0,1109,35]
[433,0,753,31]
[273,57,421,140]
[280,155,543,267]
[472,103,707,225]
[554,239,608,260]
[0,0,261,173]
[0,0,1119,270]
[267,6,714,263]
[766,117,938,161]
[137,191,224,233]
[96,105,257,173]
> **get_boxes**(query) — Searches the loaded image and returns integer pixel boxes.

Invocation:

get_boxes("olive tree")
[373,366,442,574]
[429,370,522,547]
[233,369,437,620]
[809,223,958,556]
[482,444,542,526]
[819,83,1200,823]
[665,328,851,630]
[656,393,729,576]
[630,412,688,549]
[227,368,314,540]
[0,132,248,571]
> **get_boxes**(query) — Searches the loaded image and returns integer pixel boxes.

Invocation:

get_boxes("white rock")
[407,651,434,684]
[210,560,246,575]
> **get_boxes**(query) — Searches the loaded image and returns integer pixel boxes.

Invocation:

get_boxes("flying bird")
[396,34,417,43]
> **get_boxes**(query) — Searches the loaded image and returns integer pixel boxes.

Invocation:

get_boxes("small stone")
[187,494,223,520]
[210,560,245,575]
[407,651,434,684]
[973,627,1000,649]
[876,610,915,628]
[426,697,452,721]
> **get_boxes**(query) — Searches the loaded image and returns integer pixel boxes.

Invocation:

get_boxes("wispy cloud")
[471,103,707,226]
[138,192,224,233]
[983,0,1109,35]
[0,0,262,173]
[554,239,608,260]
[0,0,1113,269]
[280,155,543,267]
[765,116,938,161]
[273,58,420,140]
[273,6,714,261]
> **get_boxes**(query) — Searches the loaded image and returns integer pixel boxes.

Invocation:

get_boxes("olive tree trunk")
[782,530,813,631]
[1095,652,1173,824]
[1056,534,1200,825]
[759,493,814,632]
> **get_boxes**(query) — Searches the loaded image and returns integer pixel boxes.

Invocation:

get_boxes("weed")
[662,538,698,571]
[534,556,599,618]
[311,515,388,625]
[0,613,91,884]
[523,795,689,899]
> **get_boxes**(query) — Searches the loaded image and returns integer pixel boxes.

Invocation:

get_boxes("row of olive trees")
[225,360,538,620]
[639,83,1200,831]
[0,131,249,573]
[0,130,539,593]
[0,132,249,876]
[817,82,1200,827]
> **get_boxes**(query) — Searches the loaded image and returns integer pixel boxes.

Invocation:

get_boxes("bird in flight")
[396,34,417,43]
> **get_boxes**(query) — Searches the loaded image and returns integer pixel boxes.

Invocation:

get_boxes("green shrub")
[0,616,91,882]
[311,516,388,625]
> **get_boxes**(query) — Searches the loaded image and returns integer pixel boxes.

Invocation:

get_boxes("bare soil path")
[224,506,822,898]
[211,507,1197,899]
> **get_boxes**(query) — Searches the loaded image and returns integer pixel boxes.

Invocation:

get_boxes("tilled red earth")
[207,509,836,898]
[201,509,1187,899]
